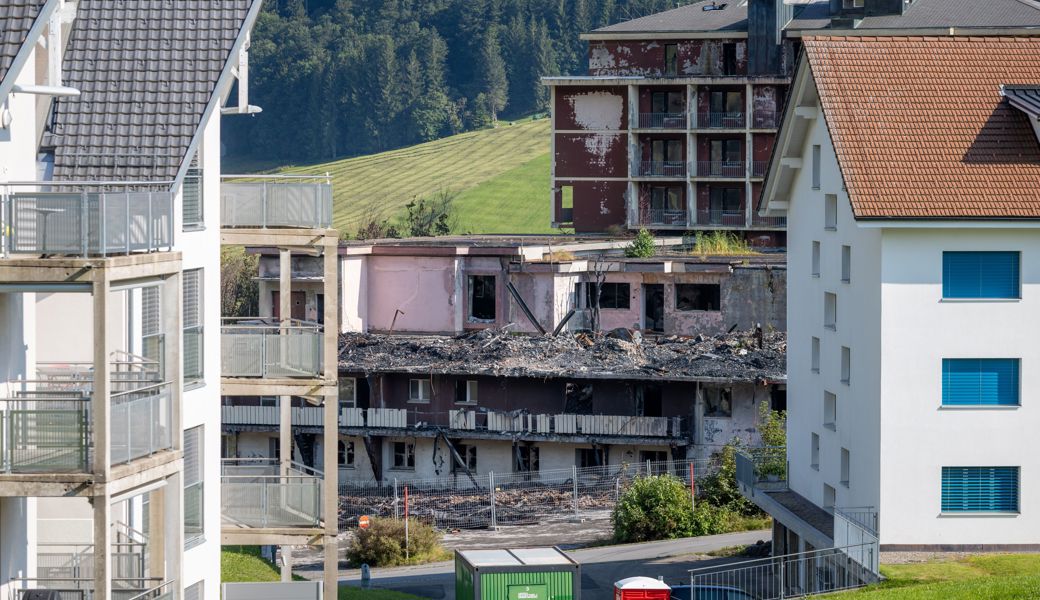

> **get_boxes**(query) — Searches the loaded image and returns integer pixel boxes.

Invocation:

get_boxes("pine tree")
[478,26,509,125]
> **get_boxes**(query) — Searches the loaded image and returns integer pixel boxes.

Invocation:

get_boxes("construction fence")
[339,459,718,531]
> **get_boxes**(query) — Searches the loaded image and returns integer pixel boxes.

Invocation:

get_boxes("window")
[651,138,684,163]
[824,194,837,229]
[942,252,1020,299]
[339,377,357,409]
[649,187,684,223]
[722,43,737,76]
[468,275,496,321]
[811,337,821,373]
[409,378,432,403]
[811,241,821,277]
[338,440,355,467]
[183,269,204,385]
[823,391,836,430]
[576,448,605,468]
[141,286,163,374]
[676,283,721,311]
[708,187,742,222]
[823,483,836,509]
[704,387,732,417]
[709,139,742,176]
[455,379,478,404]
[514,446,540,472]
[587,282,631,309]
[942,467,1019,513]
[709,91,743,115]
[841,245,851,282]
[452,444,477,472]
[811,432,820,470]
[564,382,594,414]
[824,292,837,330]
[184,425,204,546]
[392,442,415,470]
[942,359,1020,406]
[811,145,821,189]
[651,91,684,115]
[843,0,865,7]
[840,448,850,487]
[664,44,678,77]
[560,185,574,222]
[841,347,851,385]
[182,153,203,230]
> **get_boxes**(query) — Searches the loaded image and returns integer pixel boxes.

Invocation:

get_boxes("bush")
[624,228,656,258]
[612,474,694,543]
[346,517,444,567]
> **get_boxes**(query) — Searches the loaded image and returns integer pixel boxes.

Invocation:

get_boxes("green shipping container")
[455,547,581,600]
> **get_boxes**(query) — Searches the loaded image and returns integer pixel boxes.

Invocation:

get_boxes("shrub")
[346,517,444,567]
[691,231,756,256]
[624,228,656,258]
[612,474,694,543]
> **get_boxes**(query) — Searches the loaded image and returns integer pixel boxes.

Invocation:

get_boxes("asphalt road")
[340,529,771,599]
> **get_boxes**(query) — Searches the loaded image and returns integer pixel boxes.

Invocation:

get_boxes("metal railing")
[637,112,687,129]
[2,183,174,257]
[696,161,746,178]
[221,318,324,378]
[220,174,332,229]
[340,459,715,530]
[735,446,788,492]
[752,215,787,228]
[637,161,687,177]
[640,208,688,227]
[110,382,173,465]
[696,112,745,128]
[689,543,879,600]
[0,396,90,473]
[221,459,324,528]
[7,577,166,600]
[751,161,769,177]
[222,404,326,427]
[752,111,781,129]
[37,540,147,587]
[705,210,747,227]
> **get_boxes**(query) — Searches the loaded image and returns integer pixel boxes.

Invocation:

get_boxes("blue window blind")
[942,359,1019,406]
[942,467,1019,512]
[943,251,1020,298]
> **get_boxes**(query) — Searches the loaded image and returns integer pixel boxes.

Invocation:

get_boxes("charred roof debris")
[339,327,786,384]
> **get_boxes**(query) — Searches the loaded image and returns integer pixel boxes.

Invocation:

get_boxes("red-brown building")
[543,0,1040,245]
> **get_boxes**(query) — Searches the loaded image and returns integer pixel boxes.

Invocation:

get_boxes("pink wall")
[365,255,457,334]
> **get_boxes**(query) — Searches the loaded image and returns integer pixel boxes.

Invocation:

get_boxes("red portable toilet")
[614,576,672,600]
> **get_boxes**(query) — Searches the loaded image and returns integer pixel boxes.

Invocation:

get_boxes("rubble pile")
[339,328,785,382]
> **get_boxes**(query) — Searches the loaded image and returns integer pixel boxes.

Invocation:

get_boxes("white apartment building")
[0,1,264,599]
[752,35,1040,552]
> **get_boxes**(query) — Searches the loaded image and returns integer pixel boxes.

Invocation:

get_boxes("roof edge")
[0,0,62,105]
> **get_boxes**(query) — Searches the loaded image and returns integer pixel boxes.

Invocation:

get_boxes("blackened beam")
[505,281,547,335]
[438,431,480,488]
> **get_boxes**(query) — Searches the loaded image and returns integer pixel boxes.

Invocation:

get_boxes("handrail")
[125,579,176,600]
[110,380,171,400]
[222,173,331,182]
[221,317,322,330]
[3,180,175,188]
[689,542,877,575]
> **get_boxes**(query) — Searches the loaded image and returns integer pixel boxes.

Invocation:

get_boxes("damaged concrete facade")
[225,238,787,486]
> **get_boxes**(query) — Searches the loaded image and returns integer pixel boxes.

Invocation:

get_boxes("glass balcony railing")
[221,459,324,528]
[221,318,324,379]
[220,175,332,229]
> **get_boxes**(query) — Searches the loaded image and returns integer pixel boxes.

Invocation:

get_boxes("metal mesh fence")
[340,459,718,531]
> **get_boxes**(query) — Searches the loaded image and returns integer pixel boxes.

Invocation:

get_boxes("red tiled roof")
[804,36,1040,219]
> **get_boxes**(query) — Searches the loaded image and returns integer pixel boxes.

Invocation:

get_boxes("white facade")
[777,80,1039,548]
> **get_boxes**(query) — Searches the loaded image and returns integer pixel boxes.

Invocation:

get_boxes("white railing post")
[393,478,399,520]
[489,471,496,529]
[572,465,578,519]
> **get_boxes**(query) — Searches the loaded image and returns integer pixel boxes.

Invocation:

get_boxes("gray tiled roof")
[592,0,1040,34]
[43,0,257,183]
[1004,85,1040,120]
[0,1,47,86]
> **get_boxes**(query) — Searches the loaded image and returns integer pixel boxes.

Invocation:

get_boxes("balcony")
[220,175,332,229]
[637,112,687,129]
[221,459,324,529]
[752,110,781,129]
[638,208,689,228]
[2,188,174,257]
[0,356,173,473]
[696,112,745,129]
[751,161,769,177]
[636,161,687,178]
[221,318,323,379]
[735,446,788,492]
[449,410,685,438]
[752,215,787,228]
[705,210,747,227]
[7,578,172,600]
[695,161,746,178]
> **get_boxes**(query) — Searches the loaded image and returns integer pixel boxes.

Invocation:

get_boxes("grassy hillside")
[278,118,551,237]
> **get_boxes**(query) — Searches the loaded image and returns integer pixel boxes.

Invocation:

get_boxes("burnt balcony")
[637,112,688,129]
[752,110,781,129]
[696,161,746,178]
[637,208,689,228]
[220,318,324,379]
[636,161,687,178]
[221,458,324,529]
[2,186,174,257]
[696,112,745,129]
[705,210,748,227]
[751,161,769,177]
[220,174,332,229]
[449,410,685,439]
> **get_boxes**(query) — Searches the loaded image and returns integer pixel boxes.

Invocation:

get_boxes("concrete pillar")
[322,238,340,600]
[281,545,293,582]
[147,487,166,579]
[92,493,112,600]
[688,83,697,227]
[164,473,184,596]
[745,82,754,228]
[161,271,183,450]
[91,275,112,477]
[279,248,291,325]
[280,395,292,475]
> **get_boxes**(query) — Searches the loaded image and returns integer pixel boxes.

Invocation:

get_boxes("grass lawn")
[221,547,424,600]
[826,554,1040,599]
[276,118,550,237]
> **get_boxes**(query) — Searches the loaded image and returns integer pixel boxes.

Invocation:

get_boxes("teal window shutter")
[942,359,1019,406]
[942,467,1019,512]
[943,252,1019,299]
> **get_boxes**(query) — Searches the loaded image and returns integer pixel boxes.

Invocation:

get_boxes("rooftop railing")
[1,182,174,257]
[221,458,324,528]
[639,208,688,227]
[220,174,332,229]
[221,318,324,379]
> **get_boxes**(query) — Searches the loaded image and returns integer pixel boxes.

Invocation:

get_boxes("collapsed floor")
[339,328,786,383]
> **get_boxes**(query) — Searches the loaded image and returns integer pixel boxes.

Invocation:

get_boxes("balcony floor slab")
[0,252,182,284]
